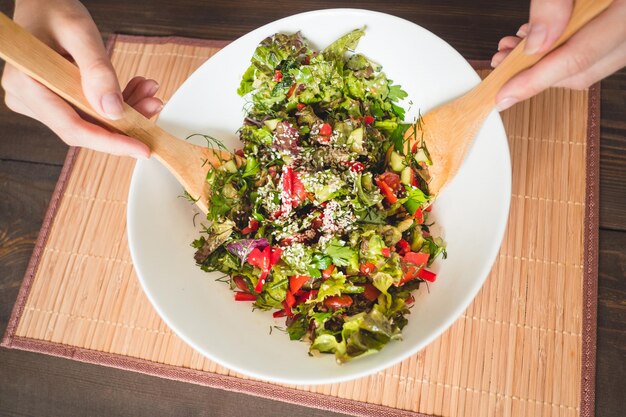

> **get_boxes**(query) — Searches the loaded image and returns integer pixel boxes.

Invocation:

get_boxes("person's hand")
[491,0,626,111]
[1,0,163,158]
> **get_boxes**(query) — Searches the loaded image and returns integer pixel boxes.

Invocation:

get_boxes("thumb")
[54,13,123,120]
[525,0,573,55]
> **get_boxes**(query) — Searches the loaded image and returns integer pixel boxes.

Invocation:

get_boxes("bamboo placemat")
[2,35,599,417]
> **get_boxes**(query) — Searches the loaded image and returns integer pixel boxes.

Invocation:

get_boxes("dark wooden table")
[0,1,624,416]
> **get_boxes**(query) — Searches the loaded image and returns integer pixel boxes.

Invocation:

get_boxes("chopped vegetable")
[234,292,257,301]
[323,295,354,309]
[193,29,446,363]
[248,246,282,292]
[376,177,398,204]
[289,275,310,293]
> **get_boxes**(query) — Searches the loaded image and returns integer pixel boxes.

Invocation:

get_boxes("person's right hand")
[1,0,163,158]
[491,0,626,111]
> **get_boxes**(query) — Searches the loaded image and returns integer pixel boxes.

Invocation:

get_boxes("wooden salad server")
[0,12,236,214]
[405,0,613,196]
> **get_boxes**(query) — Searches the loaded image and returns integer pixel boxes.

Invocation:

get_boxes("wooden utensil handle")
[0,12,166,152]
[474,0,613,104]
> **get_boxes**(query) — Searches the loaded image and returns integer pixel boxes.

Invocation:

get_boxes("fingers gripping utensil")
[405,0,612,196]
[0,12,237,214]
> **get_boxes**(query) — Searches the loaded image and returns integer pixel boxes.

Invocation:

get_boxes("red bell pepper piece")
[359,262,376,275]
[273,309,287,318]
[269,247,282,265]
[414,207,424,224]
[273,69,283,82]
[297,103,306,110]
[321,264,335,279]
[363,115,375,125]
[248,247,269,279]
[282,167,307,208]
[417,268,437,282]
[282,167,292,199]
[234,292,257,301]
[396,239,411,255]
[399,251,430,285]
[248,246,282,292]
[381,247,391,257]
[292,172,307,203]
[254,276,268,293]
[403,251,429,267]
[289,275,310,294]
[319,123,332,136]
[376,177,398,204]
[285,290,296,309]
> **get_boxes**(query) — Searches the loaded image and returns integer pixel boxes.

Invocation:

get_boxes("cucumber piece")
[220,160,238,173]
[396,218,414,233]
[410,228,426,251]
[348,127,365,154]
[361,172,374,190]
[223,183,238,199]
[264,118,281,131]
[414,148,431,165]
[389,151,406,172]
[400,166,413,185]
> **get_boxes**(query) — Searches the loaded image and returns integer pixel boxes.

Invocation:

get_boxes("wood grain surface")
[0,1,623,416]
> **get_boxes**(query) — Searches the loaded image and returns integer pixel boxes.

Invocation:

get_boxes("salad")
[192,29,446,363]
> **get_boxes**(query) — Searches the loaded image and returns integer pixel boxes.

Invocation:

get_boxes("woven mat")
[2,35,599,417]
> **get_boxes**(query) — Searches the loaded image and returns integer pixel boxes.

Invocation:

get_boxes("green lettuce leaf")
[322,28,365,62]
[237,65,256,96]
[359,233,386,261]
[316,274,346,300]
[310,334,345,356]
[251,32,309,74]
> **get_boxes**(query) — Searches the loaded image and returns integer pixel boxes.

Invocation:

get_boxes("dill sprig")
[186,133,230,168]
[179,190,200,204]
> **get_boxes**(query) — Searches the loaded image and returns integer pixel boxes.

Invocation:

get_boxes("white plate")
[127,8,511,385]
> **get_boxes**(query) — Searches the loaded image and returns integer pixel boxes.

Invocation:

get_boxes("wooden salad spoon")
[0,12,236,214]
[405,0,613,196]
